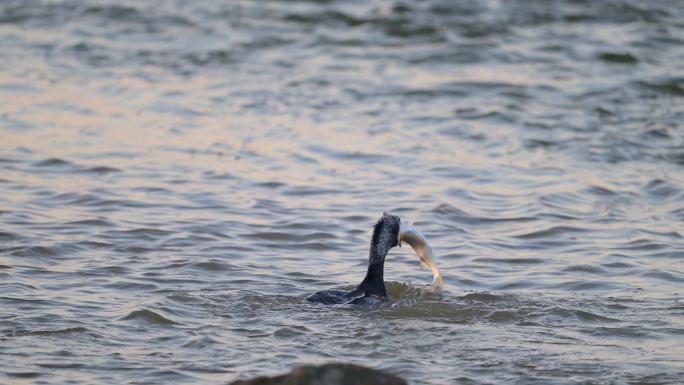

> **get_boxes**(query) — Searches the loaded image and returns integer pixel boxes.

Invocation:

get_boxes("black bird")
[306,213,401,305]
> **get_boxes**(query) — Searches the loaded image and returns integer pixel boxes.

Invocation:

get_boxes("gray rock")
[229,363,407,385]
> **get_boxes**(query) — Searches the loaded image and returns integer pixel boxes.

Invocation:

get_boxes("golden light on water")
[1,1,683,384]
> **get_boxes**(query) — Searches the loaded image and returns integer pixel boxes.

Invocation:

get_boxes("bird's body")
[304,290,385,306]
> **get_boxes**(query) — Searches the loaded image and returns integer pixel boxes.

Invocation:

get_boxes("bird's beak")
[399,222,416,247]
[399,222,409,247]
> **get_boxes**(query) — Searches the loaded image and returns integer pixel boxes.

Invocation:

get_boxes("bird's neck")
[356,238,390,297]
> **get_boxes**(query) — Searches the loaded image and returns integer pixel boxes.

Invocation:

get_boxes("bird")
[305,212,442,305]
[305,212,401,305]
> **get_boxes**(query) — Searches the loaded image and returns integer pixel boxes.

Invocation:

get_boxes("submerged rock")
[229,363,407,385]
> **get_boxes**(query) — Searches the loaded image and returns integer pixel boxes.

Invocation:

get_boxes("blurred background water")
[1,0,683,384]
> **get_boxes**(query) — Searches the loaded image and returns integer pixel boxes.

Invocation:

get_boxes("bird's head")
[370,212,402,262]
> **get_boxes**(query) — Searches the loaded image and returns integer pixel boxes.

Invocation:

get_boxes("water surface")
[1,1,683,384]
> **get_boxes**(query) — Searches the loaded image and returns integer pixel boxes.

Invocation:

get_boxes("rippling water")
[1,1,683,384]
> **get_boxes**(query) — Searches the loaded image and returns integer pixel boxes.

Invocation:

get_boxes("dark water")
[1,1,683,384]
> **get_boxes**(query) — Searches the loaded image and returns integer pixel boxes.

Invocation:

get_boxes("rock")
[229,363,407,385]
